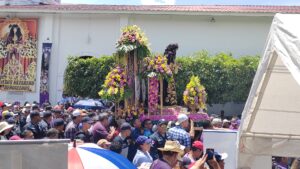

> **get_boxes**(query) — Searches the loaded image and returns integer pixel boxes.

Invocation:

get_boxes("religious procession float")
[99,25,209,123]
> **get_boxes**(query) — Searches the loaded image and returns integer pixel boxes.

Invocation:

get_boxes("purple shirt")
[92,121,109,143]
[150,159,172,169]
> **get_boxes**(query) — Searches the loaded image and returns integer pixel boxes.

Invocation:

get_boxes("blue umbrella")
[73,99,106,110]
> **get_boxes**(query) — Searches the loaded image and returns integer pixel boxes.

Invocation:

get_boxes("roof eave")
[0,8,277,17]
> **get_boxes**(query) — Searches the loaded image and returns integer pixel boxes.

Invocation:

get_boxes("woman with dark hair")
[7,24,23,45]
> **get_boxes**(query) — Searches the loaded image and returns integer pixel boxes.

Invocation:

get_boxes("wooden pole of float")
[160,76,163,116]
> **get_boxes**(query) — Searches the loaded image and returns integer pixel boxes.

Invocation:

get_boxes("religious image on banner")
[40,43,52,104]
[0,18,38,92]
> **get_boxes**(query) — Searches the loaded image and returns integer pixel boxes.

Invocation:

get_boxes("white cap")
[72,109,81,117]
[175,114,189,125]
[212,118,222,124]
[223,119,230,123]
[25,103,31,107]
[219,153,228,160]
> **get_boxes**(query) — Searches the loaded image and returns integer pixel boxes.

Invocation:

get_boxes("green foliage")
[175,51,260,105]
[64,56,115,98]
[64,51,259,104]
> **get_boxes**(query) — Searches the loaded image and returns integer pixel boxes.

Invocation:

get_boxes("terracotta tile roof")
[0,4,300,14]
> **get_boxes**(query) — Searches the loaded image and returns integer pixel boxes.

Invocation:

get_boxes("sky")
[60,0,300,6]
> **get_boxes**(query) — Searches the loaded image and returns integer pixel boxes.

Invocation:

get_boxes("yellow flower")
[150,60,154,66]
[191,91,196,96]
[108,88,113,95]
[98,90,104,96]
[114,88,119,94]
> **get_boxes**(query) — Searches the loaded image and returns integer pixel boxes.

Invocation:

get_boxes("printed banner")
[0,18,38,92]
[40,43,52,104]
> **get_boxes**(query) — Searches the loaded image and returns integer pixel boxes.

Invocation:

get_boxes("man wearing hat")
[168,114,191,153]
[75,116,93,142]
[112,122,132,159]
[184,141,204,163]
[40,111,53,130]
[65,109,84,141]
[52,105,63,119]
[52,118,65,139]
[0,121,14,140]
[24,111,47,139]
[150,119,168,160]
[150,140,185,169]
[97,139,111,150]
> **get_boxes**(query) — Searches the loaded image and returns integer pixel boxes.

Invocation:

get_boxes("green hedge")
[175,51,259,105]
[64,56,115,98]
[64,51,259,104]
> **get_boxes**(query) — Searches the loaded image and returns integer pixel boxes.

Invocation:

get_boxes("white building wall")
[0,12,273,106]
[129,14,272,56]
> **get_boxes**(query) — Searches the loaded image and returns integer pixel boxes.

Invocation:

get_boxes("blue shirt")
[144,129,152,137]
[167,125,191,148]
[133,150,153,167]
[131,127,143,140]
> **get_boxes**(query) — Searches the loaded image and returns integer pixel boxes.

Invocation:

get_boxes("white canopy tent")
[238,13,300,168]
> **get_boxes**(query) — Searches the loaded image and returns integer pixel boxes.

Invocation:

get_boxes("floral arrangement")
[143,55,172,114]
[165,77,177,105]
[117,105,145,122]
[98,66,130,102]
[148,73,159,113]
[183,76,207,111]
[116,25,150,58]
[143,55,173,78]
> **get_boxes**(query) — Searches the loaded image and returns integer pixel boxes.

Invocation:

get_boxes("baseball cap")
[223,119,230,123]
[120,122,132,131]
[30,111,40,119]
[42,111,52,118]
[53,118,65,127]
[2,111,13,119]
[175,114,189,125]
[157,119,168,126]
[6,117,15,124]
[181,156,192,168]
[25,103,31,107]
[192,141,203,151]
[214,152,228,162]
[136,136,152,145]
[72,109,82,117]
[82,117,93,124]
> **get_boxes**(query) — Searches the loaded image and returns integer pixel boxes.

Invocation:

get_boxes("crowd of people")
[0,101,242,169]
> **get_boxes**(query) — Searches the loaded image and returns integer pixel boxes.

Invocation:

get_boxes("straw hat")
[97,139,111,146]
[158,140,185,155]
[0,121,14,133]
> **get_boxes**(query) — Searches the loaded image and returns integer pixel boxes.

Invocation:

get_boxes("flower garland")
[116,25,150,58]
[98,66,129,102]
[143,55,173,78]
[148,73,159,113]
[183,76,207,110]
